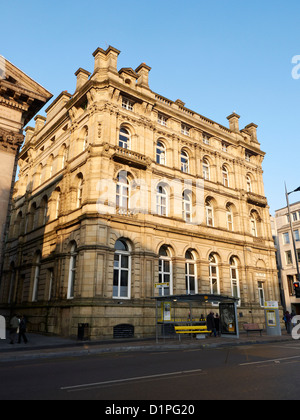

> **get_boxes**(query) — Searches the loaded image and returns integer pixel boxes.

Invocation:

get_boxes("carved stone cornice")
[0,127,24,153]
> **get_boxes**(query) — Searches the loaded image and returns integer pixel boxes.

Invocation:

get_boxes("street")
[1,341,300,401]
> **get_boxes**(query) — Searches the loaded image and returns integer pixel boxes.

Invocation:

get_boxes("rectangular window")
[122,97,134,111]
[158,114,167,126]
[181,124,190,136]
[286,251,293,265]
[287,275,295,296]
[294,230,300,242]
[283,232,290,244]
[203,134,210,145]
[258,281,265,307]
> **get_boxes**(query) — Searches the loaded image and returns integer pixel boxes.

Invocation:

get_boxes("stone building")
[0,57,52,276]
[274,201,300,314]
[0,46,280,338]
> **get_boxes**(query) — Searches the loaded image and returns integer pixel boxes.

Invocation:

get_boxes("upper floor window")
[156,185,168,216]
[122,97,134,111]
[203,159,210,180]
[250,211,258,237]
[226,204,234,231]
[203,133,210,145]
[116,172,130,213]
[230,257,240,304]
[76,175,84,208]
[205,198,214,227]
[245,152,251,162]
[181,150,189,173]
[158,114,167,126]
[182,191,192,223]
[222,165,229,187]
[156,141,166,165]
[283,232,290,244]
[181,124,190,136]
[32,252,41,302]
[119,127,131,149]
[246,175,252,192]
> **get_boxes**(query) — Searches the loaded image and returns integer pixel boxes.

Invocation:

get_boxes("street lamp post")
[285,183,300,286]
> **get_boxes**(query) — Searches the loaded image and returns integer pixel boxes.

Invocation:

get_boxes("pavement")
[0,329,296,363]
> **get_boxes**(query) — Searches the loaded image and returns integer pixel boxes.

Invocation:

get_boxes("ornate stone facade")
[0,58,52,274]
[0,47,281,338]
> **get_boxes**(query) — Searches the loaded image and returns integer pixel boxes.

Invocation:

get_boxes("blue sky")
[1,0,300,214]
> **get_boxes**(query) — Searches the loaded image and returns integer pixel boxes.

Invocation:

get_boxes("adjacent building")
[0,57,52,276]
[274,201,300,314]
[0,46,281,339]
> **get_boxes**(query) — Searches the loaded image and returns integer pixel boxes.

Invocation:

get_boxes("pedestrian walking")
[214,313,220,336]
[9,314,19,344]
[206,312,216,337]
[18,315,28,344]
[284,311,292,334]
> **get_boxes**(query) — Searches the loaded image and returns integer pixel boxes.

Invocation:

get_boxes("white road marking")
[240,354,300,366]
[60,368,203,391]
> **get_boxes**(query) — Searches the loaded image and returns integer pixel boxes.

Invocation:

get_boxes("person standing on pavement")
[214,313,220,336]
[9,314,20,344]
[18,315,28,344]
[206,312,216,337]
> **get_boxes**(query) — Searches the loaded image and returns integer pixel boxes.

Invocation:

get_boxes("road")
[1,341,300,401]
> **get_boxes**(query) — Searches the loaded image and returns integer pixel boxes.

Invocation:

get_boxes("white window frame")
[230,258,240,306]
[185,252,197,295]
[156,185,168,216]
[122,97,134,111]
[181,150,189,173]
[158,114,167,126]
[67,244,77,299]
[203,134,210,145]
[116,174,130,213]
[32,254,41,302]
[246,175,252,192]
[156,141,166,165]
[209,254,220,295]
[258,281,265,307]
[206,201,214,227]
[226,206,234,231]
[77,178,83,208]
[119,127,131,149]
[251,215,257,237]
[113,241,131,299]
[158,248,173,296]
[182,191,192,223]
[181,124,190,136]
[203,159,210,180]
[222,166,229,187]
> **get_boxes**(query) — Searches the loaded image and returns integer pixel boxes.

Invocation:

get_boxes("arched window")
[222,165,229,187]
[185,250,197,295]
[76,175,83,208]
[156,185,168,216]
[205,198,214,227]
[182,191,192,223]
[203,158,210,180]
[32,252,41,302]
[41,196,48,225]
[83,129,88,151]
[181,150,189,173]
[226,204,234,231]
[209,253,219,295]
[246,175,252,192]
[116,172,130,214]
[55,188,61,219]
[250,211,258,237]
[158,245,172,296]
[67,242,77,299]
[61,146,68,169]
[230,257,240,304]
[113,239,131,299]
[156,141,166,165]
[48,155,54,178]
[119,127,131,149]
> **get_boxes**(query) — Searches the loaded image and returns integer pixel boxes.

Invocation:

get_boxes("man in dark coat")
[206,312,217,337]
[18,315,28,344]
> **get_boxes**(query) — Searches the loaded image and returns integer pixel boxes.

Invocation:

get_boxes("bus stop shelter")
[152,293,240,342]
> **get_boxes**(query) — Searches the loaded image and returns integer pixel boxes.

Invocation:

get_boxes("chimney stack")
[135,63,151,89]
[227,112,240,132]
[75,68,91,91]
